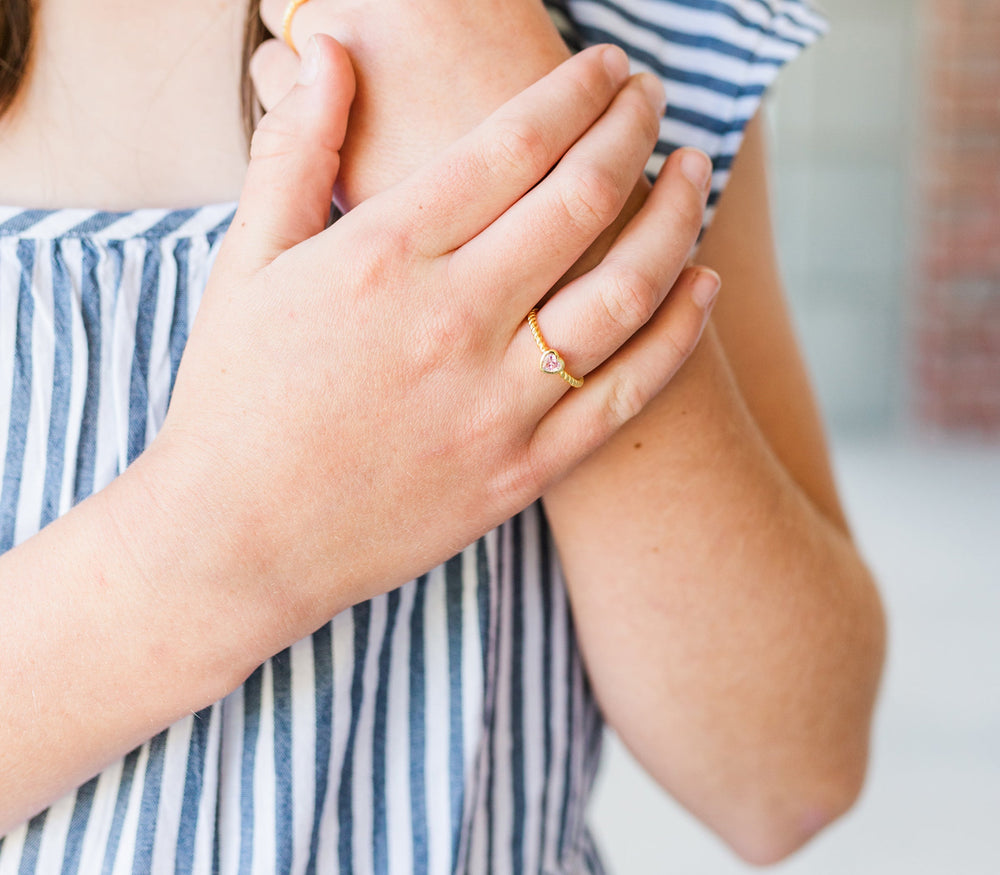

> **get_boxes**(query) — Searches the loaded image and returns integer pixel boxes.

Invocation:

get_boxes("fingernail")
[680,149,712,193]
[638,73,667,114]
[692,268,721,309]
[297,37,320,85]
[602,45,630,81]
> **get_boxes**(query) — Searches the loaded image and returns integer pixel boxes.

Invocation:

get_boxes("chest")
[0,0,250,209]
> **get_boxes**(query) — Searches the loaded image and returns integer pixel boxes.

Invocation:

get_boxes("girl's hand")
[252,0,574,208]
[147,37,713,647]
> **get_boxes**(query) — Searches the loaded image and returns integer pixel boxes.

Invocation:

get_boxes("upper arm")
[697,111,848,532]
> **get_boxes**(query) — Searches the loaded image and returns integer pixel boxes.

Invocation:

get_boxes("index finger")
[355,45,633,256]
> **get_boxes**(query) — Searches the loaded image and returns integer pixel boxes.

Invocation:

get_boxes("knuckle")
[673,194,705,236]
[638,97,663,145]
[352,202,425,266]
[464,409,527,498]
[249,110,298,162]
[660,321,695,365]
[382,215,422,262]
[466,399,505,447]
[567,59,612,112]
[559,164,623,230]
[251,98,344,165]
[599,264,658,336]
[603,372,646,429]
[663,185,707,240]
[488,119,550,178]
[493,449,547,508]
[341,224,398,284]
[438,301,479,352]
[408,297,480,377]
[618,84,662,147]
[636,81,664,134]
[249,111,285,157]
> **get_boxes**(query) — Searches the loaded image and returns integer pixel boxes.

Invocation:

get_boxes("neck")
[0,0,251,209]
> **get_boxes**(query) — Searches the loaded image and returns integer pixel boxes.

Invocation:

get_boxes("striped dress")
[0,2,825,872]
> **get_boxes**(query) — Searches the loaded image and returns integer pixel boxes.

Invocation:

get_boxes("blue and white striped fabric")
[557,0,826,223]
[0,2,824,872]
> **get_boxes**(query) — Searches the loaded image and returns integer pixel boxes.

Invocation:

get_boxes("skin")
[252,0,887,862]
[0,9,717,842]
[0,0,886,863]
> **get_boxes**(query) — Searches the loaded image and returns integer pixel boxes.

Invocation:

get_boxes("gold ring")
[282,0,311,53]
[527,309,584,388]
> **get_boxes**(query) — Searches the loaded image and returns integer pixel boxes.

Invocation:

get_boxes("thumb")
[224,34,355,273]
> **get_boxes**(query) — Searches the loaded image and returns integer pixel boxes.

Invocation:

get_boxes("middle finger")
[448,72,667,321]
[503,145,711,401]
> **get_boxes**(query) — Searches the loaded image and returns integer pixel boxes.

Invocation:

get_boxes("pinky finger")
[525,266,720,483]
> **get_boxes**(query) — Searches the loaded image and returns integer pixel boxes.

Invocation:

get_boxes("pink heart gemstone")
[541,351,564,374]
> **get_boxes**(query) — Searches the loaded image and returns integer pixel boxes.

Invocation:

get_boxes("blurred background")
[590,0,1000,871]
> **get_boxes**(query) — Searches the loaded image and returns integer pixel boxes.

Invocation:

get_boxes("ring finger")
[504,146,712,406]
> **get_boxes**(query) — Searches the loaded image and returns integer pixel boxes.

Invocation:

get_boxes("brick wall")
[915,0,1000,435]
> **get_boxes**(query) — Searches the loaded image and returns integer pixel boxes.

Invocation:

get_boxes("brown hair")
[241,0,267,143]
[0,0,34,119]
[0,0,267,145]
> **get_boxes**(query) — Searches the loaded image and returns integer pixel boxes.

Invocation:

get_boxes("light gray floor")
[588,434,1000,873]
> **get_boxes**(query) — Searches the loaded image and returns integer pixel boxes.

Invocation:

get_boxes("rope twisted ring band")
[527,309,584,389]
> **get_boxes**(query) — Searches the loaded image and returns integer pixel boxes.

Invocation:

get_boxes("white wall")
[768,0,919,432]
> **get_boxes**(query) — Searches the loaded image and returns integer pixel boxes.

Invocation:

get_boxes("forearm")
[543,328,884,862]
[0,43,690,835]
[256,2,880,858]
[0,448,278,834]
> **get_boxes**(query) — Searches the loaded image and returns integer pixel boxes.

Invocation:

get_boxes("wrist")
[0,438,292,824]
[320,0,573,206]
[103,436,294,699]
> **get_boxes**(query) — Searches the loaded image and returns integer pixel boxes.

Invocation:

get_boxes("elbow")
[739,662,885,860]
[727,644,884,866]
[650,559,887,868]
[727,769,867,866]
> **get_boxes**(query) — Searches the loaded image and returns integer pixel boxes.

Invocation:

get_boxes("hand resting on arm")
[0,42,713,835]
[250,1,887,864]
